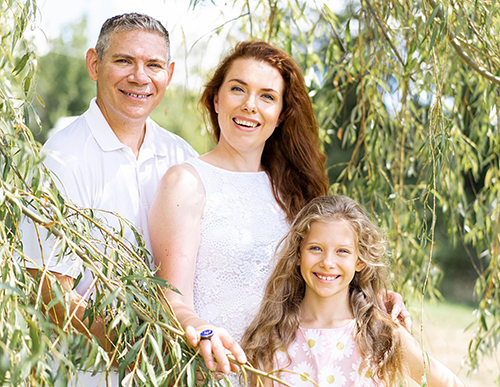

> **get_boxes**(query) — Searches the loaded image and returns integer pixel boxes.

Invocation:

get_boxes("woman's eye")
[262,94,275,101]
[231,86,244,92]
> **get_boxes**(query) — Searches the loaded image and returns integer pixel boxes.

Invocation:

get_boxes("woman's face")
[214,58,284,156]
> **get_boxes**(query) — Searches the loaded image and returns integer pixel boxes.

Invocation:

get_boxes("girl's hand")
[186,325,247,374]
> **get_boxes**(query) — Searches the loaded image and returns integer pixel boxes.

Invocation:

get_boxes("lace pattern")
[186,158,288,342]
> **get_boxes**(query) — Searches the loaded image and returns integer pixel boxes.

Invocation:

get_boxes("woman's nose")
[242,96,256,113]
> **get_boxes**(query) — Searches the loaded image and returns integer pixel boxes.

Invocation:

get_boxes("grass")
[409,300,499,387]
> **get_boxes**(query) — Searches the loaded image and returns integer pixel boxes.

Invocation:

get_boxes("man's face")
[86,30,174,129]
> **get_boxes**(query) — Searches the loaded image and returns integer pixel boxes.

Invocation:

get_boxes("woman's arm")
[399,326,465,387]
[148,164,246,373]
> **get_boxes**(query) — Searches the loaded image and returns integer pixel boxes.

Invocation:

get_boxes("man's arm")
[27,268,117,363]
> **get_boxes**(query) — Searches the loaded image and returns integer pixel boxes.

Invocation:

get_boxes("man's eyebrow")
[227,78,279,93]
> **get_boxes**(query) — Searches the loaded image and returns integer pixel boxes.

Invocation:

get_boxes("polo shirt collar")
[84,98,127,152]
[83,98,165,157]
[142,119,169,157]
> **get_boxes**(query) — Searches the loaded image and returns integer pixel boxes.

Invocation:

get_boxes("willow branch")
[426,0,500,85]
[364,0,406,68]
[8,192,185,338]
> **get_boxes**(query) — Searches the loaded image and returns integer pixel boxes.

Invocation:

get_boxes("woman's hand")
[186,326,247,374]
[382,290,412,333]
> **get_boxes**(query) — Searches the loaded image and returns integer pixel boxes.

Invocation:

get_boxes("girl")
[242,195,465,387]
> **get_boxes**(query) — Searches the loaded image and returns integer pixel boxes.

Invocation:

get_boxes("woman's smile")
[213,58,284,154]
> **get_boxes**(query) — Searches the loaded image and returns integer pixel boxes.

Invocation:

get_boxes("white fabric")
[21,98,198,296]
[185,158,289,343]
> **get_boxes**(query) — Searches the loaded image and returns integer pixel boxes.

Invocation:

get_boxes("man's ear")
[165,61,175,90]
[86,48,99,82]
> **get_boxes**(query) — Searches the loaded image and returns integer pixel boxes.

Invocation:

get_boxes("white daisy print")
[288,340,299,358]
[350,359,375,386]
[290,361,316,387]
[275,348,288,365]
[301,329,324,357]
[330,331,354,361]
[318,365,346,387]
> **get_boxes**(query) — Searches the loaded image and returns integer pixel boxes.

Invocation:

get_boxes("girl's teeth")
[317,274,336,281]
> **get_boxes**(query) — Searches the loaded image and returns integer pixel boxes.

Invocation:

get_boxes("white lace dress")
[185,157,288,342]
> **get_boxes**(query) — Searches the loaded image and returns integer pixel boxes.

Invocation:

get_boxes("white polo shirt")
[21,98,198,296]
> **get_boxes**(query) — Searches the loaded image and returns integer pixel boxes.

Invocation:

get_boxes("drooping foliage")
[2,0,499,385]
[1,2,219,386]
[216,0,499,380]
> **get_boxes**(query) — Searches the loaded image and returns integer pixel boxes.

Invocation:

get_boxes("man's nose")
[129,64,150,84]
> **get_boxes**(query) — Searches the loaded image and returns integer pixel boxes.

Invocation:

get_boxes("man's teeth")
[317,274,338,281]
[234,118,258,128]
[124,91,148,98]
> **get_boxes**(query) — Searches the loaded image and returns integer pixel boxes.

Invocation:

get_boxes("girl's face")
[298,220,366,305]
[213,58,284,156]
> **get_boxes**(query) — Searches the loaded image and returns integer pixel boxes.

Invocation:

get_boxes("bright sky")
[32,0,242,88]
[32,0,345,88]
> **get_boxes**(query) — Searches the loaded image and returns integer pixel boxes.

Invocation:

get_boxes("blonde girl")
[242,195,465,387]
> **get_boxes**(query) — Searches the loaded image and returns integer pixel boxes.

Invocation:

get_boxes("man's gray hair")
[95,13,171,63]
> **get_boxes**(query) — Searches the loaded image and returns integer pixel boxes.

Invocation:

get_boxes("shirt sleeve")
[19,133,91,279]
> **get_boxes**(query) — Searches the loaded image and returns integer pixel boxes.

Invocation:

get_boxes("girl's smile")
[298,220,366,305]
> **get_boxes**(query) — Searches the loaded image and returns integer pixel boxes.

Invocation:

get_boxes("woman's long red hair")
[200,41,329,222]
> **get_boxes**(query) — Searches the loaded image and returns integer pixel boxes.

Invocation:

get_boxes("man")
[21,13,197,386]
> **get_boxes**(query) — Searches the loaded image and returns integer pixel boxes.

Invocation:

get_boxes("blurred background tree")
[3,0,499,385]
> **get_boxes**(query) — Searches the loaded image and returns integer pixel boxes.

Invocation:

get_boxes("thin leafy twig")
[7,192,185,338]
[364,0,407,69]
[426,0,500,85]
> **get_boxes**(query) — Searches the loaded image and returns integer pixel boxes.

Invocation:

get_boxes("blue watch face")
[200,329,214,338]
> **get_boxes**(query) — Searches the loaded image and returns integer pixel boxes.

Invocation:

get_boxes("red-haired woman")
[149,41,329,374]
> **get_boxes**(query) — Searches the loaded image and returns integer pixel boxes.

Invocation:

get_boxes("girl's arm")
[148,164,247,373]
[399,326,466,387]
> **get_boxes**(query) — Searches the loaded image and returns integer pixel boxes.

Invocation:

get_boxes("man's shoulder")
[43,114,91,152]
[148,119,199,157]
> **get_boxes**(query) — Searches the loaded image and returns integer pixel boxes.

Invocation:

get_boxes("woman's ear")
[276,113,284,127]
[214,94,219,114]
[296,252,301,266]
[355,259,367,272]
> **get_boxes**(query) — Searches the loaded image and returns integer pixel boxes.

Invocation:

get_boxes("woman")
[149,41,329,374]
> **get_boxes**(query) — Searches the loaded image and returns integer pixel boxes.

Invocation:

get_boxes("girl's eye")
[309,246,321,252]
[338,249,350,254]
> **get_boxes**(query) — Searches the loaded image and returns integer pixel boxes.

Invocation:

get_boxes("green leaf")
[425,4,441,33]
[12,52,29,76]
[35,92,45,107]
[429,24,438,51]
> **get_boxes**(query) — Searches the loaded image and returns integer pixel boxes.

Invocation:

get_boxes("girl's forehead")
[305,218,356,238]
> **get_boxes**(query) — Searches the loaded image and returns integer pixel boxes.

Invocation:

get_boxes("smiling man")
[21,13,197,386]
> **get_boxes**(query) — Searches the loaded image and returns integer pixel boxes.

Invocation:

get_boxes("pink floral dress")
[273,320,377,387]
